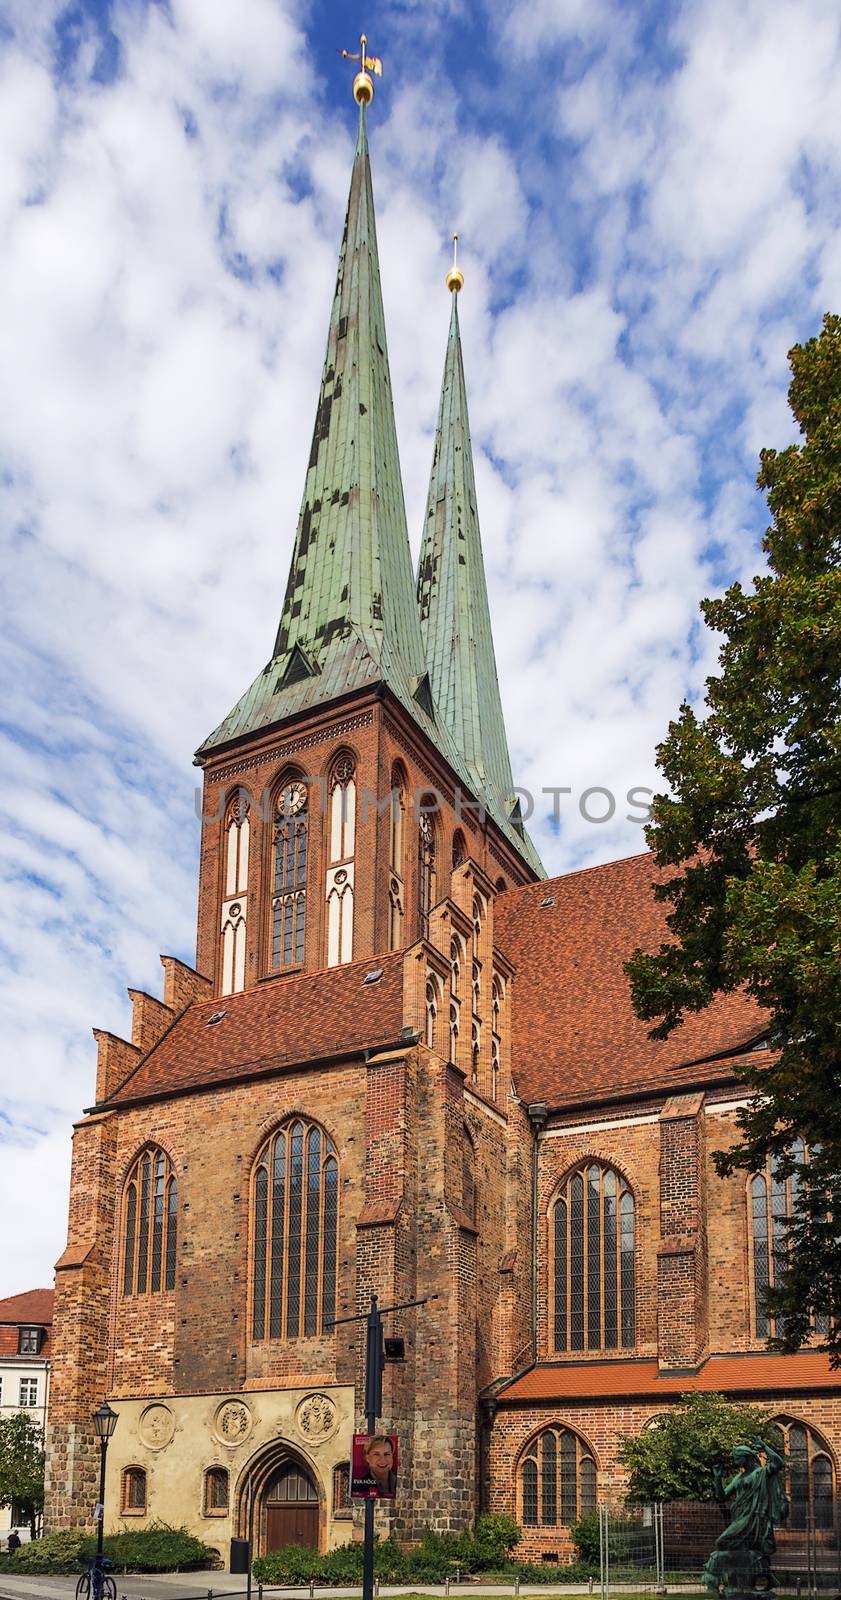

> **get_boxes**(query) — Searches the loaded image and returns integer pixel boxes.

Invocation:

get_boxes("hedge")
[0,1523,220,1575]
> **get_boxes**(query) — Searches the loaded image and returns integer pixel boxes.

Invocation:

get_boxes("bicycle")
[75,1553,116,1600]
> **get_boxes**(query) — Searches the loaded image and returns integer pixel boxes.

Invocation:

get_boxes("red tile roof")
[107,952,407,1106]
[495,852,766,1109]
[498,1352,841,1403]
[0,1289,54,1326]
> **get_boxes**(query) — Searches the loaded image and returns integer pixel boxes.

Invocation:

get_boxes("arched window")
[333,1462,351,1515]
[221,794,249,995]
[326,756,356,967]
[552,1163,635,1352]
[450,935,464,1060]
[750,1139,828,1339]
[520,1428,596,1527]
[471,895,484,1076]
[388,770,406,950]
[271,780,308,970]
[204,1467,229,1515]
[450,1000,460,1061]
[491,973,504,1102]
[425,975,439,1049]
[252,1119,338,1340]
[122,1147,177,1296]
[418,802,437,937]
[122,1467,147,1515]
[471,1018,480,1083]
[452,831,466,871]
[770,1418,836,1530]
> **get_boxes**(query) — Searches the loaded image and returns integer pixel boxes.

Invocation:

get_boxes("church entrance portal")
[264,1462,319,1552]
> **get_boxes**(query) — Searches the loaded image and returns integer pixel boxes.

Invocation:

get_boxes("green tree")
[0,1412,45,1537]
[620,1394,777,1502]
[626,313,841,1359]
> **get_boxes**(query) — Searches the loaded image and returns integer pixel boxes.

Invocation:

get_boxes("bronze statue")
[702,1438,788,1597]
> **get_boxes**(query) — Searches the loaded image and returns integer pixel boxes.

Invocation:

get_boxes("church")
[45,64,840,1563]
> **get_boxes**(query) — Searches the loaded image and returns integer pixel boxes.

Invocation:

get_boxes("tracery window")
[750,1139,829,1340]
[418,802,437,937]
[388,770,406,950]
[425,976,439,1049]
[204,1467,229,1515]
[769,1418,835,1530]
[551,1163,635,1352]
[122,1467,147,1515]
[252,1119,338,1340]
[326,756,355,967]
[220,794,249,995]
[520,1428,596,1527]
[271,780,308,970]
[122,1147,177,1296]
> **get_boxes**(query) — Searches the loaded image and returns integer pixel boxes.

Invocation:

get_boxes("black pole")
[246,1475,254,1600]
[96,1439,107,1562]
[362,1295,383,1600]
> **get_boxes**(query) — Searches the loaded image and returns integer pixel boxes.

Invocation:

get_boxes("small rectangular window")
[122,1468,147,1514]
[18,1327,40,1355]
[19,1378,38,1407]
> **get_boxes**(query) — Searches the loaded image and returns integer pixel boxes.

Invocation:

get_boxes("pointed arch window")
[552,1163,634,1352]
[220,795,249,996]
[450,934,464,1062]
[425,975,439,1050]
[770,1418,836,1530]
[418,802,437,938]
[471,1018,480,1083]
[491,973,504,1102]
[388,771,406,950]
[326,756,355,967]
[750,1139,828,1340]
[452,831,466,871]
[271,781,308,970]
[122,1147,177,1297]
[520,1428,596,1527]
[252,1119,338,1341]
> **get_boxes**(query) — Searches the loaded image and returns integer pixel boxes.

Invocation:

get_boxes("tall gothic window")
[450,935,464,1062]
[220,794,249,996]
[452,831,466,871]
[471,895,483,1080]
[326,756,356,967]
[552,1163,635,1352]
[388,770,406,949]
[769,1418,835,1530]
[252,1119,338,1340]
[418,800,437,937]
[425,975,439,1049]
[520,1428,596,1527]
[122,1147,177,1296]
[271,780,308,970]
[462,1127,476,1222]
[491,973,504,1102]
[750,1139,829,1340]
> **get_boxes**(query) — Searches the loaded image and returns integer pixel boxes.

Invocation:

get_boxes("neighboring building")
[0,1288,53,1542]
[45,85,840,1561]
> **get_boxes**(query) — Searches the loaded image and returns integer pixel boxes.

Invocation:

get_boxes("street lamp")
[92,1403,119,1562]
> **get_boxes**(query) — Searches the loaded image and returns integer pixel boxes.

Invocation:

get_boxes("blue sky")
[1,0,840,1294]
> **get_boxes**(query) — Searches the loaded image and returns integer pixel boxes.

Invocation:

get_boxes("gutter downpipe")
[527,1102,548,1362]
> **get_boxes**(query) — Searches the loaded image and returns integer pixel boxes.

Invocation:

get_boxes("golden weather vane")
[446,232,464,293]
[338,32,383,104]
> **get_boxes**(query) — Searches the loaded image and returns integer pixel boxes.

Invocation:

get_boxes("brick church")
[46,80,840,1561]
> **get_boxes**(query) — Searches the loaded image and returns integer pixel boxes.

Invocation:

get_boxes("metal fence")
[598,1500,841,1600]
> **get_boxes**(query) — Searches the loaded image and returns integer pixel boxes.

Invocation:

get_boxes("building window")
[552,1163,635,1352]
[471,1018,480,1083]
[452,831,466,870]
[220,794,250,995]
[18,1327,41,1355]
[491,974,504,1102]
[122,1147,177,1297]
[333,1462,351,1516]
[425,976,439,1050]
[520,1428,596,1527]
[418,804,437,938]
[204,1467,229,1516]
[770,1419,835,1530]
[462,1128,476,1222]
[450,935,463,1061]
[271,780,308,970]
[122,1468,147,1515]
[750,1139,828,1340]
[19,1378,38,1407]
[252,1119,339,1341]
[326,756,355,967]
[388,769,406,950]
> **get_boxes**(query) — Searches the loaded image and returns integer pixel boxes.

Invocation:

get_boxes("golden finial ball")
[353,70,374,104]
[446,265,465,293]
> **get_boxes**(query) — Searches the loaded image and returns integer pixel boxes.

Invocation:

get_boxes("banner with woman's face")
[351,1432,398,1499]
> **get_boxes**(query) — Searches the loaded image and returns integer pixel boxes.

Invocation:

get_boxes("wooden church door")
[265,1462,319,1550]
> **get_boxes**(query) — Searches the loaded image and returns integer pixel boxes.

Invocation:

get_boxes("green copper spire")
[417,286,543,875]
[198,104,430,755]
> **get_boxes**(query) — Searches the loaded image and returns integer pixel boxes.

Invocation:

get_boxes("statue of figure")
[703,1438,788,1597]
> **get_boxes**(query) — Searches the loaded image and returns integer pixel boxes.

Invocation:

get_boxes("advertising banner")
[351,1432,399,1499]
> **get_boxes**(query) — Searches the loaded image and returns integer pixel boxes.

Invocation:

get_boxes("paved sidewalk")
[0,1581,601,1600]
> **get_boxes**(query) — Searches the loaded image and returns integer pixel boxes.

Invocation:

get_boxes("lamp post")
[92,1402,119,1561]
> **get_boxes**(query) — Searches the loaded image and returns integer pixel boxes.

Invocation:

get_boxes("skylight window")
[206,1010,226,1026]
[363,969,384,986]
[540,895,556,908]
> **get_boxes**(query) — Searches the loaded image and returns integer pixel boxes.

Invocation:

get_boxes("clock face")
[280,781,307,817]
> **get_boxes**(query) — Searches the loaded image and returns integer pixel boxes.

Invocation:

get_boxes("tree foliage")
[0,1412,45,1534]
[626,314,841,1359]
[620,1394,777,1502]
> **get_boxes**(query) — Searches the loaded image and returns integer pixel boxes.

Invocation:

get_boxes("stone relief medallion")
[215,1400,253,1447]
[295,1393,337,1445]
[139,1403,175,1450]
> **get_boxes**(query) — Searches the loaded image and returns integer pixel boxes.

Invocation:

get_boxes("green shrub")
[570,1510,600,1568]
[463,1512,522,1570]
[0,1523,218,1576]
[0,1528,89,1574]
[252,1543,324,1584]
